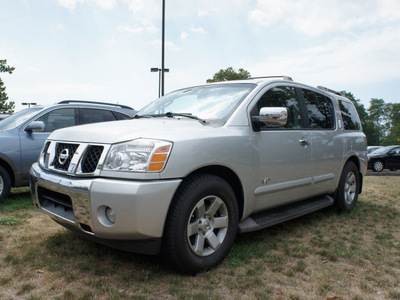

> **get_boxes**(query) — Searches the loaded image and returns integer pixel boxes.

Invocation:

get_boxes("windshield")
[371,146,393,155]
[0,107,43,131]
[138,83,255,123]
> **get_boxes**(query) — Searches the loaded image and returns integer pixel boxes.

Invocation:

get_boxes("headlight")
[103,139,172,172]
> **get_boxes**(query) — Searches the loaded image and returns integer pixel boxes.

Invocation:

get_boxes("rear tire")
[335,161,359,212]
[0,166,11,203]
[163,174,238,275]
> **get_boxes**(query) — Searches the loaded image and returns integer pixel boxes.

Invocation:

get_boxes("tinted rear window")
[302,89,335,129]
[338,100,362,130]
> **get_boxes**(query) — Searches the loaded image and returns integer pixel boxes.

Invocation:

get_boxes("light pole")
[161,0,166,96]
[151,68,169,98]
[151,0,168,98]
[22,102,37,108]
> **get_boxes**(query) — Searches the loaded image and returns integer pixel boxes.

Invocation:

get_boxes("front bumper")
[30,163,182,254]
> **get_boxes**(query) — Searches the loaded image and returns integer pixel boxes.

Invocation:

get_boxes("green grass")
[0,187,34,212]
[1,177,400,299]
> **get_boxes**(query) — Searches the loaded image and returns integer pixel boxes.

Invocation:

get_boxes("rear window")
[302,89,335,129]
[338,100,361,130]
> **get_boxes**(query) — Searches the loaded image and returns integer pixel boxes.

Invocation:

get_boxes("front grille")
[81,146,104,173]
[52,143,79,171]
[37,187,75,222]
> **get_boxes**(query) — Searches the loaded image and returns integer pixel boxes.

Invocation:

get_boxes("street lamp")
[151,0,168,98]
[22,102,37,108]
[151,67,169,98]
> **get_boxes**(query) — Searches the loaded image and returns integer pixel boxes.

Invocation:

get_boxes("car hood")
[48,118,220,144]
[368,153,386,159]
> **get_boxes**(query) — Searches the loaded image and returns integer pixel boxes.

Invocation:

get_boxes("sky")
[1,0,400,112]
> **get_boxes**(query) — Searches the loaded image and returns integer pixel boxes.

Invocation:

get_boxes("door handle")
[299,139,311,146]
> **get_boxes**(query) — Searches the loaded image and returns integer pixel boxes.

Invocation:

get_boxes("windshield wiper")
[134,112,207,124]
[165,112,207,123]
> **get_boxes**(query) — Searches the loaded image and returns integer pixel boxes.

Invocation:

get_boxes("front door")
[250,85,313,211]
[20,108,77,183]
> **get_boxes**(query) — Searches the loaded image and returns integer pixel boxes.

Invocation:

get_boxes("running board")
[238,195,334,233]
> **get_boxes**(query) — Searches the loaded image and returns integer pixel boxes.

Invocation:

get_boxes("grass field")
[1,176,400,299]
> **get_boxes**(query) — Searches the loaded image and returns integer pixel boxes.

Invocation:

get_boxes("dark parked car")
[0,100,136,202]
[367,146,381,154]
[368,145,400,172]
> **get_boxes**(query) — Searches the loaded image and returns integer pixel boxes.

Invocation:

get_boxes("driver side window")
[255,86,302,129]
[391,148,400,155]
[35,108,77,132]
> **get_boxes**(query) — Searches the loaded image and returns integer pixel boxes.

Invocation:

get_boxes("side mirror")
[257,107,288,127]
[25,121,45,133]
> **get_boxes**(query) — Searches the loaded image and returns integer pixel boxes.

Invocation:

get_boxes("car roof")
[203,76,347,99]
[30,100,136,117]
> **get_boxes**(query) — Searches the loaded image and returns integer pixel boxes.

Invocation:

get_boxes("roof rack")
[57,100,134,110]
[246,76,293,81]
[317,86,343,96]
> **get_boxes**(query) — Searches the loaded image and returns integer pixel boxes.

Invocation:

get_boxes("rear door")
[299,88,340,196]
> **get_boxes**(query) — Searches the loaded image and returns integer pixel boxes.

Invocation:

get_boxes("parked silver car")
[0,101,135,202]
[30,77,367,274]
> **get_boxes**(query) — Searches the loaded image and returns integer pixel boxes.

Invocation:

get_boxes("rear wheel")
[0,166,11,203]
[335,161,359,212]
[372,160,384,172]
[163,174,238,274]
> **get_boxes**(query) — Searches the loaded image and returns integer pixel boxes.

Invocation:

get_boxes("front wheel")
[163,174,238,274]
[372,160,384,172]
[335,161,359,212]
[0,166,11,203]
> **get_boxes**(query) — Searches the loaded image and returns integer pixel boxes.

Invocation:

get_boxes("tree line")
[1,63,398,146]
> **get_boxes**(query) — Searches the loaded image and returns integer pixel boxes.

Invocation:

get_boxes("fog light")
[105,207,116,224]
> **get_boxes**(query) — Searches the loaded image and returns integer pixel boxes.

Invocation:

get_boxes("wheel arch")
[0,157,16,187]
[172,165,245,220]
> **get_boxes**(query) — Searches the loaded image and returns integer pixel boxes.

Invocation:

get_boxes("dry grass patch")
[1,177,400,299]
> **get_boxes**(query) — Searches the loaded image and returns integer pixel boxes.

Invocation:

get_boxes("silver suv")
[0,101,135,202]
[30,77,367,274]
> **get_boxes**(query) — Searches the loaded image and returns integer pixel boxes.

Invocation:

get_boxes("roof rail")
[57,100,134,110]
[317,86,343,96]
[246,76,293,81]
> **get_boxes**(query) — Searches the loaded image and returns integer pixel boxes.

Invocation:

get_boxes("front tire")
[372,160,384,172]
[335,161,359,212]
[163,174,238,274]
[0,166,11,203]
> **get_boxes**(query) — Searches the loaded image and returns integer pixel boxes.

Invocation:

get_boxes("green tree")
[368,98,389,145]
[381,103,400,146]
[0,59,16,114]
[207,67,251,83]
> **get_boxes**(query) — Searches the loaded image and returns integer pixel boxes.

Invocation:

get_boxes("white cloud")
[249,0,400,36]
[190,25,206,34]
[249,26,400,85]
[150,40,182,51]
[92,0,117,9]
[123,0,160,20]
[57,0,116,10]
[117,25,143,34]
[58,0,80,10]
[197,9,208,17]
[180,31,189,41]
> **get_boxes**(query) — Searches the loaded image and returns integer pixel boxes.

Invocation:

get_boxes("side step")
[238,195,334,233]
